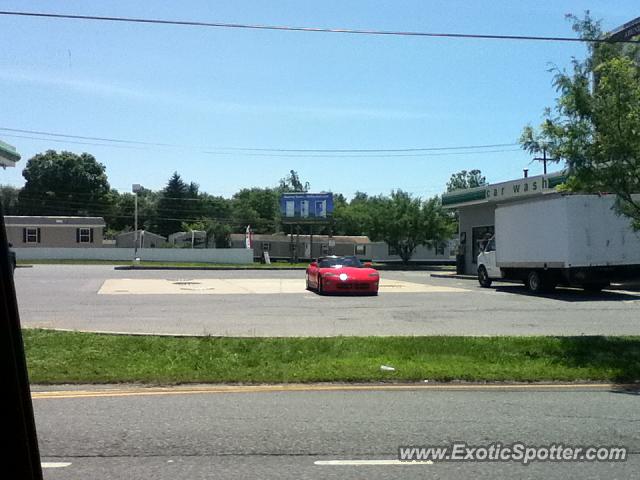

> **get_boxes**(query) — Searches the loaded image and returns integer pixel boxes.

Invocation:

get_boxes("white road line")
[314,459,433,466]
[41,462,72,468]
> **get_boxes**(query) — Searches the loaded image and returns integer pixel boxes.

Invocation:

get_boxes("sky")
[0,1,638,199]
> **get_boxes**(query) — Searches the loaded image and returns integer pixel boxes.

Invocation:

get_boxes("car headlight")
[339,273,348,281]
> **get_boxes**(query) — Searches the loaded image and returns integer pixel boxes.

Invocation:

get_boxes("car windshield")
[318,256,362,268]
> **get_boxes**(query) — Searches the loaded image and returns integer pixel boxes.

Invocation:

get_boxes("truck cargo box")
[495,195,640,269]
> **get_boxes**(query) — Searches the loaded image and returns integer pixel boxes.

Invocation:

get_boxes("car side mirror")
[363,262,372,268]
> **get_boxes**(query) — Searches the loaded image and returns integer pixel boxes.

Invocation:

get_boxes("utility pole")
[533,147,557,175]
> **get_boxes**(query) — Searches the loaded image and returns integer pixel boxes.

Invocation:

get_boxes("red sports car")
[306,256,379,295]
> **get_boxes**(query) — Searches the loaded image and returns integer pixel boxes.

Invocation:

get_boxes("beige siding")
[6,225,104,248]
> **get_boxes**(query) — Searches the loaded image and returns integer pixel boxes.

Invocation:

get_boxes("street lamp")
[132,184,143,259]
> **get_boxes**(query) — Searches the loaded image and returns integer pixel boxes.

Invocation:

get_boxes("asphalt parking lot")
[13,265,640,336]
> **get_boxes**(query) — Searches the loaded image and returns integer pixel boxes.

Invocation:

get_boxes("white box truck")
[477,194,640,293]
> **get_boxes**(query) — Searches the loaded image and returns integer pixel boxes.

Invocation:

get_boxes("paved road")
[34,384,640,479]
[14,265,640,336]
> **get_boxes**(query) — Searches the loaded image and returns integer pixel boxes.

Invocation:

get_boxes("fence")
[13,247,254,264]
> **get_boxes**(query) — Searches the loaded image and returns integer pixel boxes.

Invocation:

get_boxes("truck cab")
[477,236,502,287]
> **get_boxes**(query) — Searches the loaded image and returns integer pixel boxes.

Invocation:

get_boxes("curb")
[114,264,456,272]
[430,273,476,280]
[114,265,306,271]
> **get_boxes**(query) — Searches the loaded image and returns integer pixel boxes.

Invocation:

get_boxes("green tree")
[231,188,279,233]
[200,193,232,223]
[0,185,20,215]
[446,170,486,192]
[333,192,379,236]
[205,220,232,248]
[18,150,111,216]
[278,170,310,192]
[520,13,640,228]
[155,172,191,236]
[369,191,453,264]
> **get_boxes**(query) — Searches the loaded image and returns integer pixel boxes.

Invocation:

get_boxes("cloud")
[0,69,154,101]
[0,68,432,120]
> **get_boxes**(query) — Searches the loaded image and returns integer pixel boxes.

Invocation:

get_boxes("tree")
[200,193,232,223]
[520,13,640,228]
[333,191,373,236]
[231,188,279,233]
[155,172,191,236]
[278,170,310,192]
[0,185,20,215]
[368,190,453,264]
[446,170,486,192]
[205,220,232,248]
[18,150,111,216]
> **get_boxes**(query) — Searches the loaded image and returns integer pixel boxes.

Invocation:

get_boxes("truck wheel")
[526,271,546,293]
[478,266,492,288]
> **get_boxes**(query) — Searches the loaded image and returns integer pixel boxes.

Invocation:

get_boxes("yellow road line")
[31,382,633,400]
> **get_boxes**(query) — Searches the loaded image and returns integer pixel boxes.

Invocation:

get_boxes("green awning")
[0,140,21,166]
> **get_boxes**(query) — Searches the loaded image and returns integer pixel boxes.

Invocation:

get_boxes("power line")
[0,128,178,148]
[0,10,638,44]
[203,148,522,158]
[0,127,518,153]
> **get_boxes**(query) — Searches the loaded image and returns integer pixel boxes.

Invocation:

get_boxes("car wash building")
[442,171,566,275]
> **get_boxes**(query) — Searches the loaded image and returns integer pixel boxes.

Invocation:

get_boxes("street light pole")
[132,184,142,260]
[134,192,138,257]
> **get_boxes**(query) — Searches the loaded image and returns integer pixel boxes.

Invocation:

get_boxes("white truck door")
[479,237,501,278]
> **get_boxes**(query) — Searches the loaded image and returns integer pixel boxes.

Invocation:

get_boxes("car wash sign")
[486,173,565,202]
[280,193,333,222]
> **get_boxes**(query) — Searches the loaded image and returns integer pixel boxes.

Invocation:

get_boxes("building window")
[355,244,366,255]
[24,227,40,244]
[262,242,271,252]
[471,226,495,264]
[321,244,329,255]
[435,242,446,256]
[388,244,398,256]
[77,227,93,243]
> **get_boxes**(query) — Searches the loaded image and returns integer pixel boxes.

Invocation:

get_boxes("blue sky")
[0,1,637,199]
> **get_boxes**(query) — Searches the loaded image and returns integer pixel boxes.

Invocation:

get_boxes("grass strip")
[23,329,640,384]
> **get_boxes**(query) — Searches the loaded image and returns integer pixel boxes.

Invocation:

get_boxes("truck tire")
[526,271,546,293]
[478,266,492,288]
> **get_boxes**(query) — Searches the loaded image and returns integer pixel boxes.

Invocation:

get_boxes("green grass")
[18,259,308,268]
[18,259,129,265]
[22,329,640,384]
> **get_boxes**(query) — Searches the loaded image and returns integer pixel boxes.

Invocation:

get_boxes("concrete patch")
[98,278,469,295]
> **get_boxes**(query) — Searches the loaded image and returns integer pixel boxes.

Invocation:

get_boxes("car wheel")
[318,277,324,295]
[478,266,492,288]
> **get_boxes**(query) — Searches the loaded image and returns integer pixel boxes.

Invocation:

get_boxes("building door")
[471,226,495,265]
